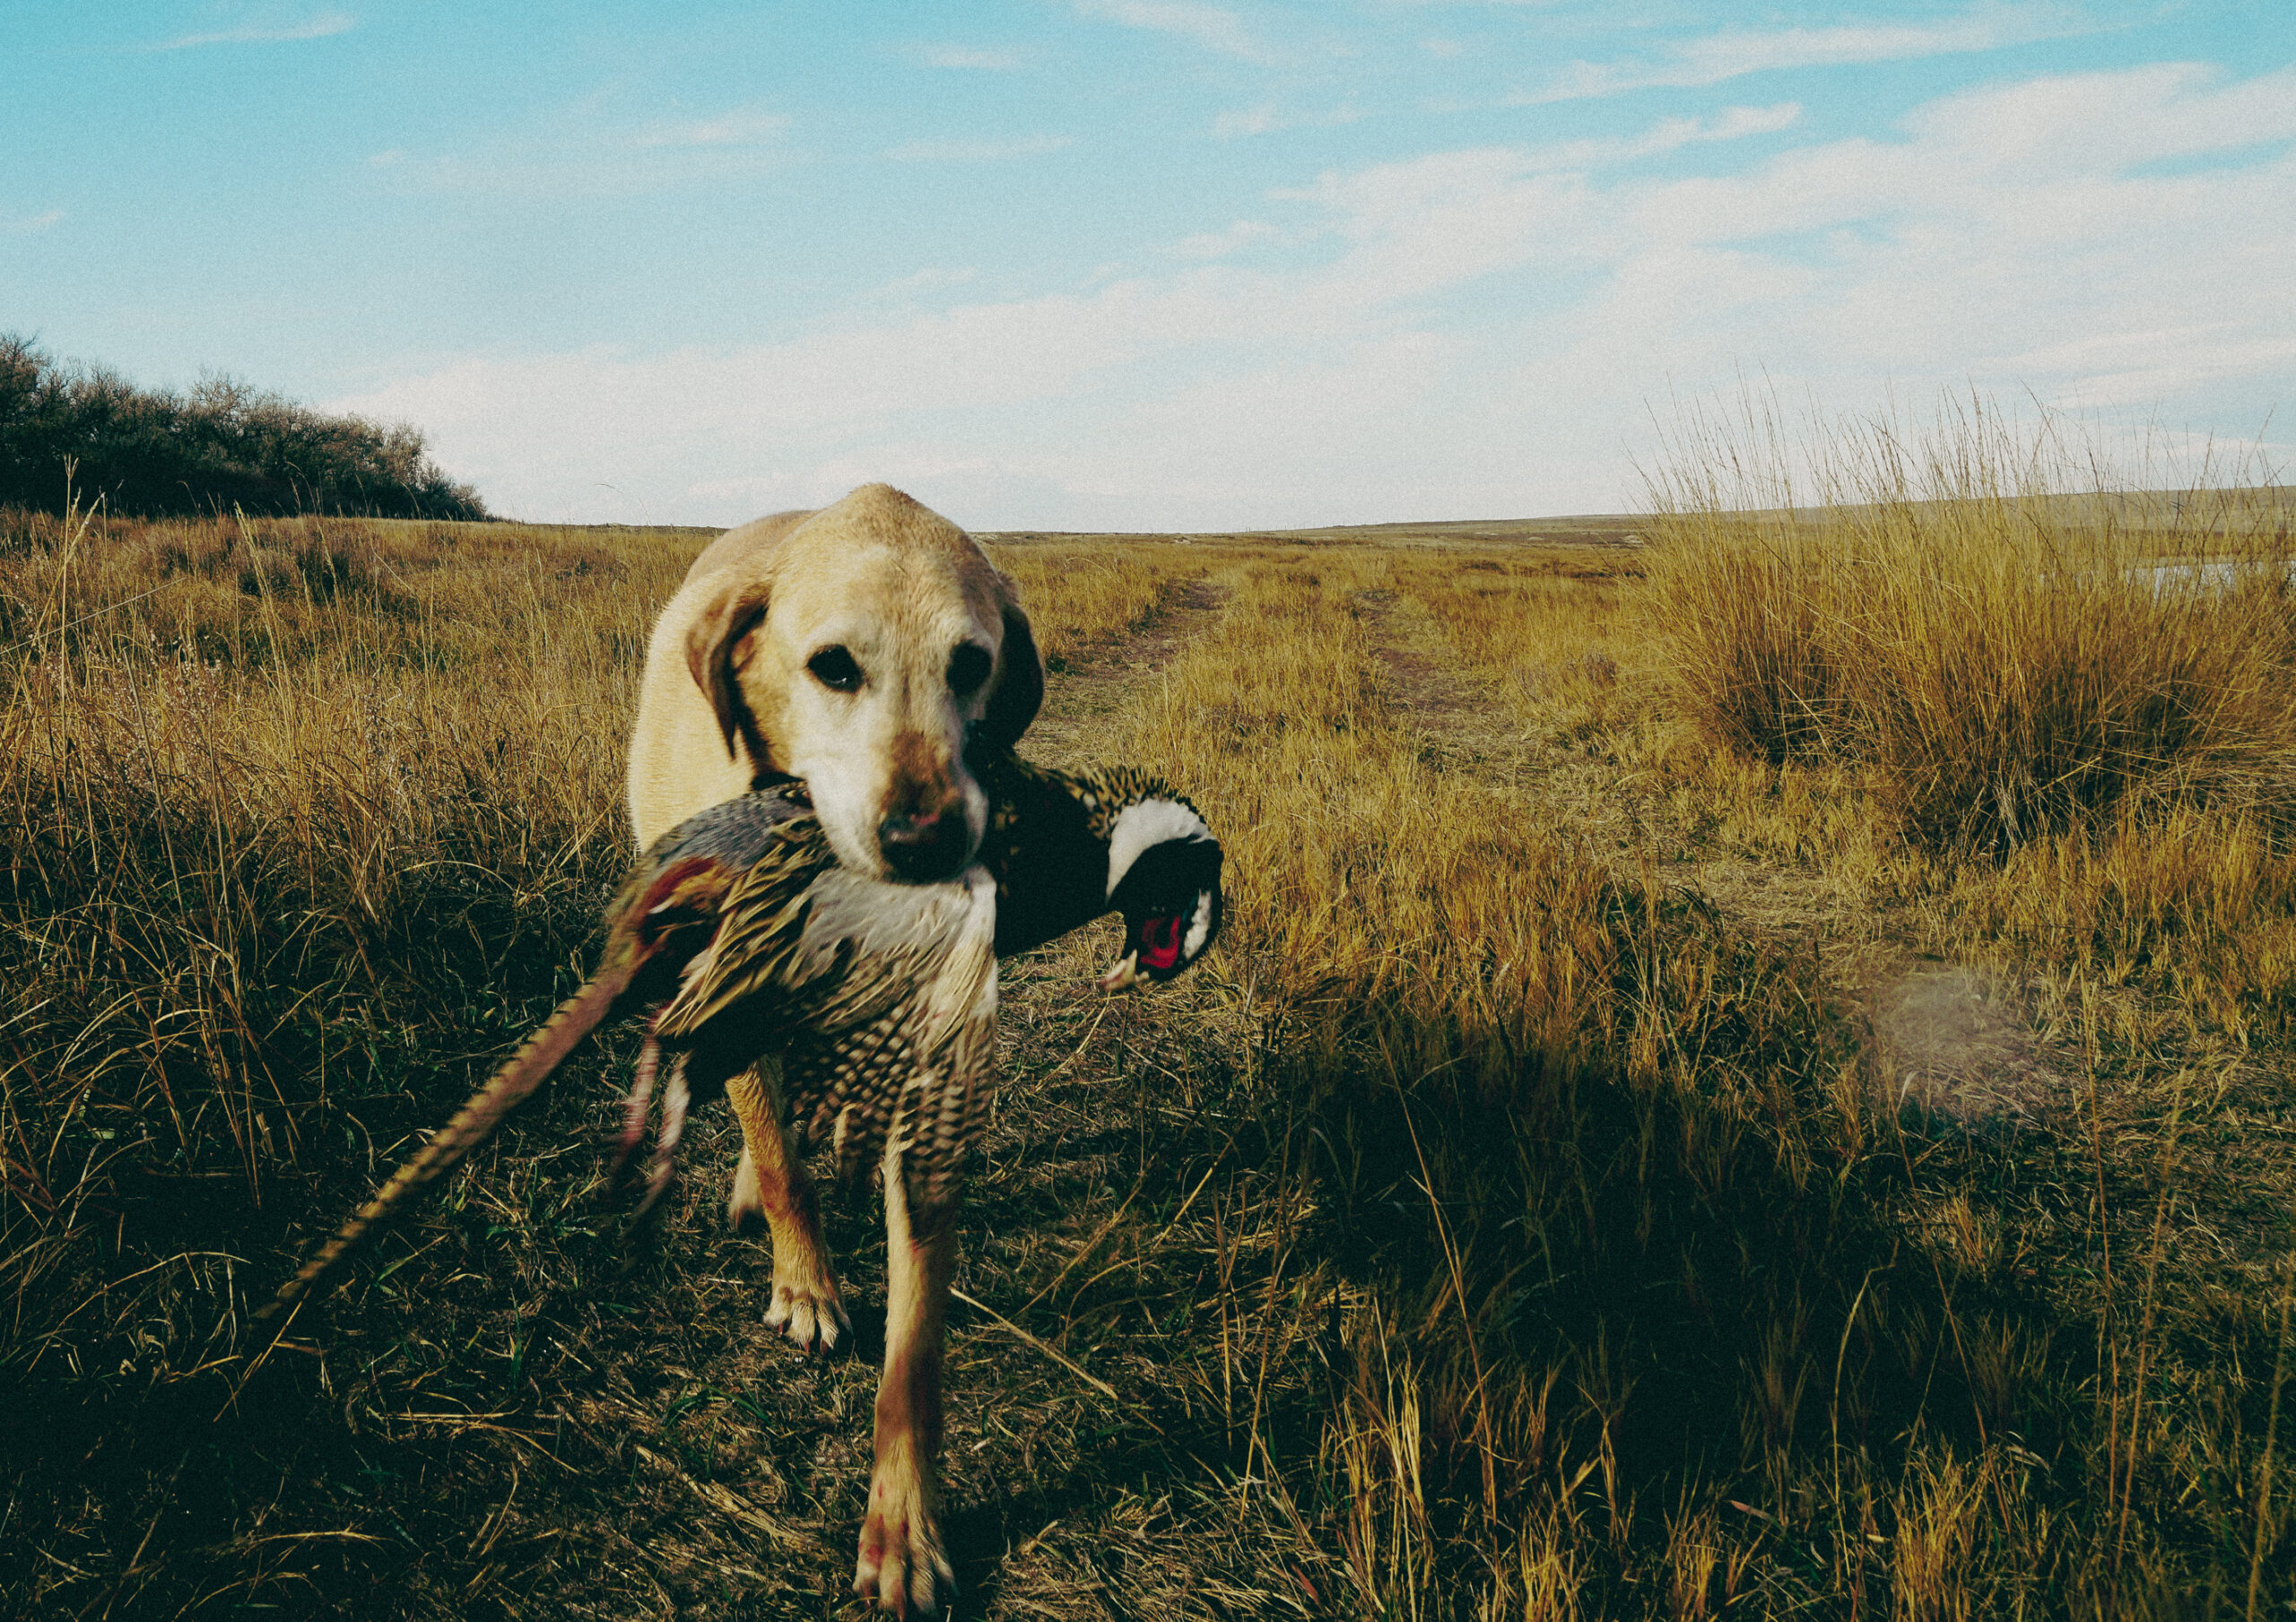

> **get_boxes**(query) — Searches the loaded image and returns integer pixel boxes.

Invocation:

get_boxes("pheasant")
[257,751,1221,1325]
[254,751,1221,1614]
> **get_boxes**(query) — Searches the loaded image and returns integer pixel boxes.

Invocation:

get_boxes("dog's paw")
[854,1473,952,1618]
[763,1274,851,1355]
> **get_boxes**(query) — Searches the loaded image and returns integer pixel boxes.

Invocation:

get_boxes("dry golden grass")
[982,541,1213,673]
[3,473,2292,1618]
[1639,397,2296,854]
[3,508,696,1201]
[1091,551,2021,1615]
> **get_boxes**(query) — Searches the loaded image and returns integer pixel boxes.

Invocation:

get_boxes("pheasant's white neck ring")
[1182,887,1214,959]
[1105,798,1213,900]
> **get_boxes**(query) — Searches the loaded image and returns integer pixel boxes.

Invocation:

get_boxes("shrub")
[0,333,489,521]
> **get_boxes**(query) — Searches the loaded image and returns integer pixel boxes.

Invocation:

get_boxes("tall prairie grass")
[1639,395,2296,854]
[1063,533,2292,1614]
[1084,551,2162,1617]
[1,511,700,1399]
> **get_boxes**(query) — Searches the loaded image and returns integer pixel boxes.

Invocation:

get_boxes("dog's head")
[685,485,1041,883]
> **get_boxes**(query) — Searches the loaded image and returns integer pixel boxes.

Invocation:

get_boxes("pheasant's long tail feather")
[256,964,638,1325]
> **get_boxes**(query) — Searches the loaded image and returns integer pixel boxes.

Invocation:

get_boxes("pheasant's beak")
[1098,950,1141,992]
[1101,896,1213,991]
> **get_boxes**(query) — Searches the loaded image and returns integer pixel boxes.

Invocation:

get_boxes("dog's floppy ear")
[684,581,770,760]
[977,594,1042,752]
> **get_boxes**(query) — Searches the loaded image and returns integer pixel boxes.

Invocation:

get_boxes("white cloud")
[331,65,2296,529]
[883,134,1074,162]
[1068,1,1278,65]
[1526,10,2063,101]
[1995,329,2296,411]
[1163,219,1278,259]
[1213,103,1366,139]
[1518,103,1803,169]
[634,108,790,149]
[1900,60,2296,170]
[5,209,65,233]
[915,44,1025,70]
[147,10,352,51]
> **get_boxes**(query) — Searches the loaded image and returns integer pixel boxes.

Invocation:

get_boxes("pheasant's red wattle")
[1140,915,1183,970]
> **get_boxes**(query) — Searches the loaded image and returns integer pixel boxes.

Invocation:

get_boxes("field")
[4,455,2293,1617]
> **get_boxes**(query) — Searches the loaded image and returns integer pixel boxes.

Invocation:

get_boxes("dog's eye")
[947,643,993,698]
[807,646,863,693]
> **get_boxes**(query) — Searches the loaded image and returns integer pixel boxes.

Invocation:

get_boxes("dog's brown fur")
[626,484,1040,1613]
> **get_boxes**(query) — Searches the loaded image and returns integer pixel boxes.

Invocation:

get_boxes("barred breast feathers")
[651,856,1000,1216]
[798,865,997,1059]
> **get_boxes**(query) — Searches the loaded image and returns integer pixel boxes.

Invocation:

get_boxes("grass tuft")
[1639,392,2296,854]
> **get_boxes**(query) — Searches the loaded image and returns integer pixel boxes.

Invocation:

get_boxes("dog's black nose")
[878,811,968,881]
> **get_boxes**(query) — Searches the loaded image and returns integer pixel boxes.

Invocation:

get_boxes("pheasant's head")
[1098,797,1223,991]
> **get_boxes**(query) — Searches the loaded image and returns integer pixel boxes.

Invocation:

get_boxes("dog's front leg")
[854,1148,956,1615]
[725,1061,849,1353]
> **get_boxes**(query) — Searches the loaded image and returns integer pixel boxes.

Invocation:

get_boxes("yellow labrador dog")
[627,482,1039,1611]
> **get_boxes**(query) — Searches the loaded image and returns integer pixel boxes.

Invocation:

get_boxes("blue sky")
[5,2,2292,527]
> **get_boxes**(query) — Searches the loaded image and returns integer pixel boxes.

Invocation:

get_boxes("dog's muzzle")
[878,808,971,882]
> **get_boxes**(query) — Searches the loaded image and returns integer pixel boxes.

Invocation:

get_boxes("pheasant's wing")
[649,828,833,1043]
[657,846,996,1048]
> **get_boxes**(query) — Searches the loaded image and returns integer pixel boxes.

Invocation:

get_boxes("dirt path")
[1351,586,1560,802]
[1361,575,2066,1133]
[1023,576,1229,768]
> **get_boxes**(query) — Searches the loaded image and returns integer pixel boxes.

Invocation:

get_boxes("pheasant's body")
[260,752,1219,1321]
[645,780,999,1215]
[258,750,1221,1620]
